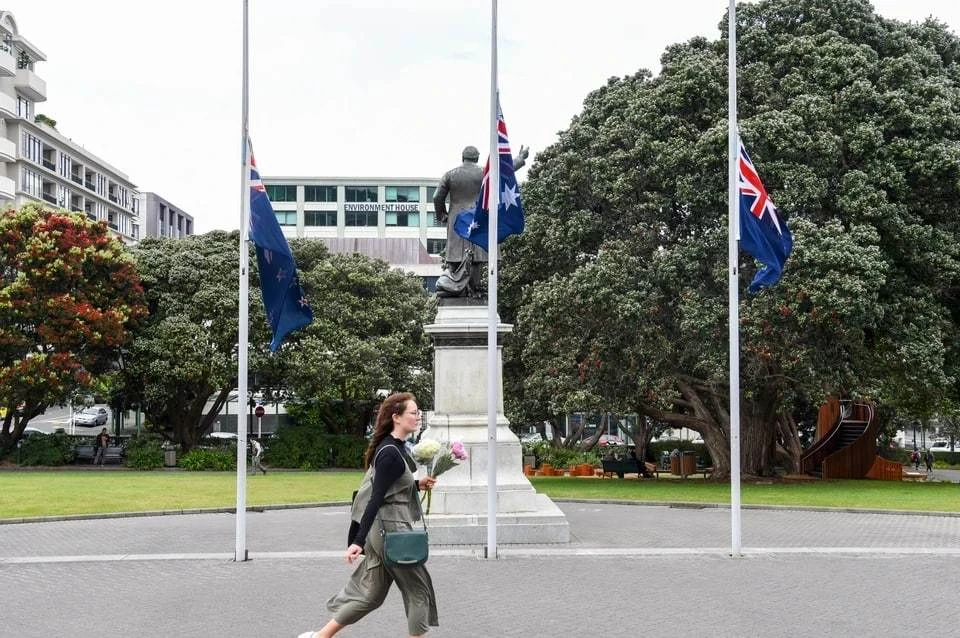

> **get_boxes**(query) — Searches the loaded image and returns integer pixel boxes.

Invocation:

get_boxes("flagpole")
[235,0,250,563]
[485,0,500,560]
[727,0,742,557]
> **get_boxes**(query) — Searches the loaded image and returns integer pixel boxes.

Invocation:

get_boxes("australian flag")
[454,100,525,250]
[738,137,792,293]
[248,138,313,351]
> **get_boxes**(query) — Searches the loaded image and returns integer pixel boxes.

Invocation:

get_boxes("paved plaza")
[2,501,959,637]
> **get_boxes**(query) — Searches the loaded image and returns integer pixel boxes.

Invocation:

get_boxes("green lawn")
[0,471,363,519]
[0,471,956,520]
[531,476,960,512]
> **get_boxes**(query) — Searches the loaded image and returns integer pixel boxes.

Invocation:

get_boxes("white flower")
[412,439,441,463]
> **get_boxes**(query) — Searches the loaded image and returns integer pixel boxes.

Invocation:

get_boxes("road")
[18,405,113,435]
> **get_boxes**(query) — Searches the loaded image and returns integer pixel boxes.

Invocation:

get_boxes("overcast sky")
[10,1,960,233]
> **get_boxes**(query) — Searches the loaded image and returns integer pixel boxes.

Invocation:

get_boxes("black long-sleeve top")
[349,436,418,547]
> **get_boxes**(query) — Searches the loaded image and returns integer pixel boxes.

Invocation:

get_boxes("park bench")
[601,458,659,479]
[902,471,927,481]
[74,444,124,465]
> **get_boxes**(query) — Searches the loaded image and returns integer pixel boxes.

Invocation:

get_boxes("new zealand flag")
[454,100,525,250]
[248,138,313,351]
[738,137,792,293]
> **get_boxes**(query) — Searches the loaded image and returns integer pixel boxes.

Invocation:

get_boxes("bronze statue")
[434,144,528,297]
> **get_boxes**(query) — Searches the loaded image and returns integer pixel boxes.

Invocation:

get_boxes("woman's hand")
[345,543,363,564]
[418,476,437,491]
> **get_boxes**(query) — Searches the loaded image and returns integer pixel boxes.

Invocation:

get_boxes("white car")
[72,407,108,427]
[929,440,957,455]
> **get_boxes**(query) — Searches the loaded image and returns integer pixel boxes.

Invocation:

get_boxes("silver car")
[72,407,108,427]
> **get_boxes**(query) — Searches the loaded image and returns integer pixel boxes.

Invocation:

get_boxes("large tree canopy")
[121,231,242,451]
[0,205,146,453]
[282,250,434,436]
[502,0,960,477]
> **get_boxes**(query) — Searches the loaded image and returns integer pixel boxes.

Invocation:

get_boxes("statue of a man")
[434,144,528,297]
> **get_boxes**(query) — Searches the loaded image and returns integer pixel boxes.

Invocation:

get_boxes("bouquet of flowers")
[411,439,468,514]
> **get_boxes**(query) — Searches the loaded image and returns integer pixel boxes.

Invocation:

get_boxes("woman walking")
[299,392,438,638]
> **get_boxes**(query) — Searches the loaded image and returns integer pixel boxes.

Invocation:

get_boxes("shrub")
[17,432,75,466]
[124,434,164,470]
[266,425,366,469]
[178,448,236,471]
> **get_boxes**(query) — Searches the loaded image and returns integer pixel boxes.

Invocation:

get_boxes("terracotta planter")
[567,466,579,477]
[580,463,595,476]
[540,463,553,476]
[523,465,534,476]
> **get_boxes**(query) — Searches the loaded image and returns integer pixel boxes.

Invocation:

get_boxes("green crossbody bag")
[383,484,428,568]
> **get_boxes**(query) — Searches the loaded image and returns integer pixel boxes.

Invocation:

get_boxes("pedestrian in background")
[93,428,110,466]
[299,392,438,638]
[924,448,934,472]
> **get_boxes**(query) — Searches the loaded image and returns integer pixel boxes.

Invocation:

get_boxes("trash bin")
[670,451,696,476]
[164,448,177,467]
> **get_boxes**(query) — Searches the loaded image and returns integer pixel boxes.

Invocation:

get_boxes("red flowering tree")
[0,205,147,454]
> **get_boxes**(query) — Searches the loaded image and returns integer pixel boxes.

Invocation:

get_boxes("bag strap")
[374,443,428,532]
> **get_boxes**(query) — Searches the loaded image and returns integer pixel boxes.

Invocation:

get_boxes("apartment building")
[0,11,140,243]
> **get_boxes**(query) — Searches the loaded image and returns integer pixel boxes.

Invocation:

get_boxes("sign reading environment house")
[343,203,419,212]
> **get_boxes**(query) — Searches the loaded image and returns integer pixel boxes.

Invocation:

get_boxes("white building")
[138,191,194,239]
[0,11,140,243]
[262,176,445,284]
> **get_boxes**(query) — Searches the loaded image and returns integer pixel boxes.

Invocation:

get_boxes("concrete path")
[2,502,959,637]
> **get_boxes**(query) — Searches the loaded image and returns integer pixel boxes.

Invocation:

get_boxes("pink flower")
[451,441,468,460]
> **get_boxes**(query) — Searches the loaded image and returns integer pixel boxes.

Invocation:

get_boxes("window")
[21,131,42,164]
[427,186,437,202]
[426,238,446,255]
[385,186,420,203]
[265,184,297,202]
[304,211,337,226]
[16,96,33,120]
[274,210,297,226]
[303,185,336,202]
[20,167,41,197]
[428,212,444,227]
[386,211,420,227]
[345,210,378,226]
[345,186,377,203]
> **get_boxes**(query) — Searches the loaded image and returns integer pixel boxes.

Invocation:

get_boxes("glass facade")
[427,186,437,202]
[345,210,378,226]
[275,210,297,226]
[266,184,297,202]
[345,186,377,202]
[386,211,419,227]
[304,211,337,226]
[385,185,419,202]
[426,238,446,255]
[304,185,336,202]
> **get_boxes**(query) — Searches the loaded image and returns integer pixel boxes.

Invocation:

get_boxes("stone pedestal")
[421,301,568,545]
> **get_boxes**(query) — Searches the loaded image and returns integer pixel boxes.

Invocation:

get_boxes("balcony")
[0,137,15,162]
[71,174,83,185]
[85,180,96,191]
[0,44,14,77]
[0,92,15,119]
[42,192,57,205]
[108,193,118,203]
[14,68,46,102]
[0,175,14,200]
[42,158,56,171]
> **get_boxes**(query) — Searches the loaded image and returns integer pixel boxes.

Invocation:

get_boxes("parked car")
[72,407,108,427]
[929,440,957,455]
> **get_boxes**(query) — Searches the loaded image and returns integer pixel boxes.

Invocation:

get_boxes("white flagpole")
[485,0,500,560]
[727,0,742,557]
[235,0,250,562]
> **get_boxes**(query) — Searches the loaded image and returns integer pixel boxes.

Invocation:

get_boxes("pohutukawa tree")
[0,205,146,453]
[501,0,960,477]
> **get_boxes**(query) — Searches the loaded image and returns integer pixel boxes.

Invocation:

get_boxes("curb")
[2,498,959,526]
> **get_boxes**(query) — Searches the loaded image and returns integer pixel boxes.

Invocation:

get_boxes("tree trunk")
[739,398,779,477]
[776,412,803,474]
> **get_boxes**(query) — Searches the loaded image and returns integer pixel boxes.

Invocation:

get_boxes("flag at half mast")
[738,136,792,293]
[454,99,525,250]
[248,138,313,351]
